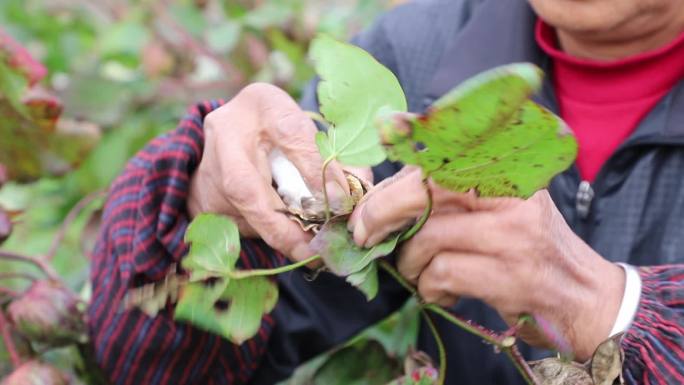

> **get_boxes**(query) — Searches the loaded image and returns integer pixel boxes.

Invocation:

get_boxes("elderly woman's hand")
[188,83,361,262]
[349,167,625,360]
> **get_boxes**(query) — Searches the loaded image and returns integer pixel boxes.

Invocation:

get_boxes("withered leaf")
[591,333,625,385]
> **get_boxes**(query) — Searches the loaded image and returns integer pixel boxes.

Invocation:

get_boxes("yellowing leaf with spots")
[378,63,577,198]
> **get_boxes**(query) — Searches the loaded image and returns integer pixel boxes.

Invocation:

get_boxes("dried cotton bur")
[529,333,625,385]
[269,149,370,234]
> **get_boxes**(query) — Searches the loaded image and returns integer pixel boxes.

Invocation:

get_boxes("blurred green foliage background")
[0,0,395,289]
[0,0,408,377]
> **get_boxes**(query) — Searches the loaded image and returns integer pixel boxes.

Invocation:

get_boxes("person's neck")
[557,11,684,61]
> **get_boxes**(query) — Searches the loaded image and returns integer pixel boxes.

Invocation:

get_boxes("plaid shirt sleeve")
[622,265,684,384]
[88,100,287,385]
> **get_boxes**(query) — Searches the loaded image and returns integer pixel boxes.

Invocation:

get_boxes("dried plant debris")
[283,170,371,233]
[591,333,625,385]
[122,263,186,317]
[529,333,625,385]
[529,359,593,385]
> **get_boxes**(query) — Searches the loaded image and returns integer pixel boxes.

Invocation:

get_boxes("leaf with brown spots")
[174,276,278,345]
[379,63,577,198]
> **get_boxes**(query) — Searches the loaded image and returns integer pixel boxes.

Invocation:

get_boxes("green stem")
[379,259,538,384]
[421,309,446,385]
[0,272,38,282]
[423,304,500,346]
[304,111,330,128]
[399,178,432,242]
[0,310,21,368]
[321,156,334,222]
[378,260,416,296]
[227,255,322,279]
[503,345,539,385]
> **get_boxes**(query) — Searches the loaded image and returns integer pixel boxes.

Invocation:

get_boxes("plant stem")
[379,258,539,385]
[423,304,501,346]
[503,345,539,385]
[321,156,334,222]
[0,287,18,298]
[0,310,21,368]
[46,189,106,262]
[421,309,446,385]
[378,260,416,296]
[399,179,432,242]
[0,250,59,281]
[227,255,322,279]
[0,272,38,282]
[305,111,330,128]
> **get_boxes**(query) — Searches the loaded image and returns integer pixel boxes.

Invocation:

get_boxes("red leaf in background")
[2,361,71,385]
[0,29,47,86]
[0,164,6,187]
[0,208,11,245]
[23,87,63,132]
[8,280,88,347]
[0,29,98,182]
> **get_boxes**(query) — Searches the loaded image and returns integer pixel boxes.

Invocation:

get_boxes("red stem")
[0,310,21,368]
[504,345,540,385]
[45,189,106,262]
[153,0,244,87]
[0,287,18,298]
[0,250,59,281]
[0,273,37,282]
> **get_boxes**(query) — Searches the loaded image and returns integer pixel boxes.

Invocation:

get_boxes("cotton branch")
[0,250,59,281]
[0,310,21,368]
[45,189,106,262]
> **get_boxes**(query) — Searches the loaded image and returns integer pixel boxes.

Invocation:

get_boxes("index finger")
[255,85,349,196]
[216,131,315,262]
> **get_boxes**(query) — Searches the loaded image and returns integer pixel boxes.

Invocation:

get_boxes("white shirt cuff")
[608,263,642,337]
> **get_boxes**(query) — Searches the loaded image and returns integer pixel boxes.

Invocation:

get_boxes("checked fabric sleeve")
[87,100,287,385]
[622,265,684,384]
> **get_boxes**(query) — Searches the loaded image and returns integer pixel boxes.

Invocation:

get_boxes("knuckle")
[397,255,419,283]
[204,107,228,130]
[262,222,296,251]
[242,82,281,98]
[429,256,453,282]
[360,202,381,228]
[277,112,315,136]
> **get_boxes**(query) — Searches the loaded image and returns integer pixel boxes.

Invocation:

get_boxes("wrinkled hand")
[188,83,359,261]
[350,167,625,360]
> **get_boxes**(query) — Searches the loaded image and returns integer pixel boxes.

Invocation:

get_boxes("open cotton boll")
[269,149,313,210]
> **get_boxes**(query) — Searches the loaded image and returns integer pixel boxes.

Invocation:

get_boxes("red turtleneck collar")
[535,20,684,181]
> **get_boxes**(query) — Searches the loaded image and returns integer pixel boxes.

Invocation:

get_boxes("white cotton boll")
[269,149,313,210]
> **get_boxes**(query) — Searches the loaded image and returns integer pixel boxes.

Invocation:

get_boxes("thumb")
[272,110,350,205]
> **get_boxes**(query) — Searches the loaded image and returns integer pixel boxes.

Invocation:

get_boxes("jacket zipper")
[573,136,684,220]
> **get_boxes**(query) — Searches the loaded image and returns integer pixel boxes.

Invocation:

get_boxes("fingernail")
[364,232,385,248]
[348,207,359,231]
[325,181,350,213]
[291,243,314,262]
[353,220,368,247]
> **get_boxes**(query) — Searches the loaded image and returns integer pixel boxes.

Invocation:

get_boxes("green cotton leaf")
[311,220,400,276]
[0,57,28,116]
[379,63,577,198]
[346,261,379,301]
[310,34,407,166]
[182,214,241,281]
[174,276,278,345]
[173,279,228,333]
[312,340,402,385]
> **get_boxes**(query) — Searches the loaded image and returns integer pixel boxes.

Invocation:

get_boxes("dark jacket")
[88,0,684,384]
